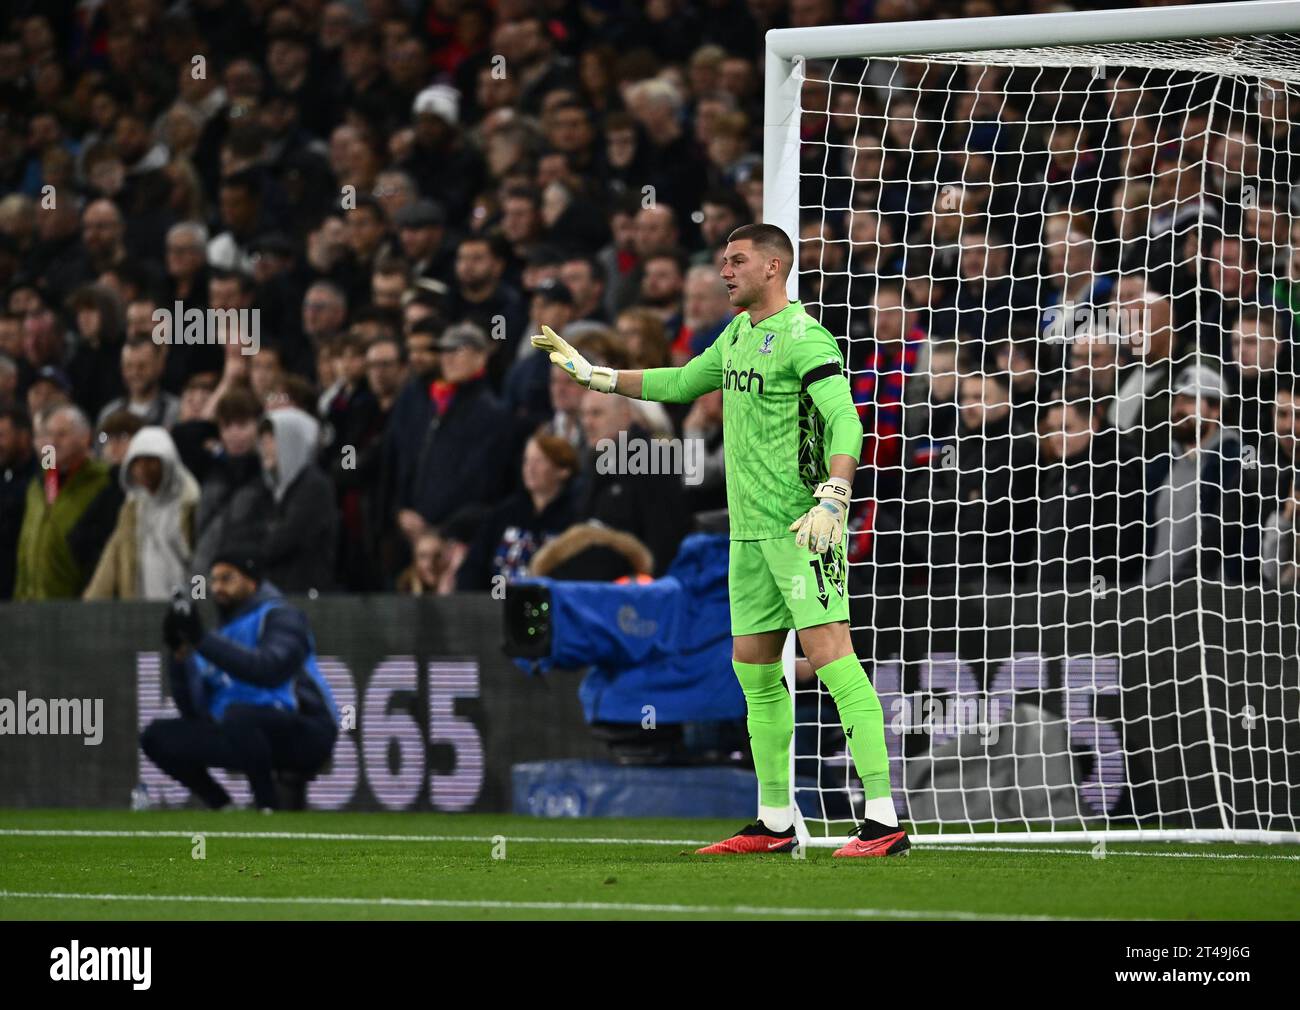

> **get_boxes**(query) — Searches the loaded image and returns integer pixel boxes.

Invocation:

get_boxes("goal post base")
[801,828,1300,847]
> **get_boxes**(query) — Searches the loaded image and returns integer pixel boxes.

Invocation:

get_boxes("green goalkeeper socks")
[815,653,892,801]
[732,660,792,808]
[733,654,892,809]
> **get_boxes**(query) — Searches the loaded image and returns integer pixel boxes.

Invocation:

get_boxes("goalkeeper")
[533,223,907,858]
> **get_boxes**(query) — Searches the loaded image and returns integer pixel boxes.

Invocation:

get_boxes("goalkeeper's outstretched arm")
[531,325,723,401]
[623,353,724,402]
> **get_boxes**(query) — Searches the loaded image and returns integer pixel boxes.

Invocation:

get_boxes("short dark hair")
[1275,375,1300,401]
[1235,304,1278,334]
[280,374,319,415]
[1038,398,1091,428]
[351,305,401,338]
[526,244,566,269]
[214,385,263,426]
[701,187,751,223]
[349,194,385,221]
[460,232,509,261]
[114,108,149,131]
[368,334,406,363]
[267,28,311,50]
[337,329,366,355]
[604,110,637,135]
[643,246,687,274]
[223,124,268,161]
[562,253,601,281]
[549,98,591,122]
[726,223,794,278]
[503,184,540,208]
[610,190,643,218]
[871,279,905,303]
[405,289,445,313]
[980,370,1010,394]
[373,256,411,281]
[99,409,146,439]
[208,267,255,295]
[220,167,262,199]
[408,315,443,338]
[102,262,158,302]
[123,332,164,352]
[183,371,218,395]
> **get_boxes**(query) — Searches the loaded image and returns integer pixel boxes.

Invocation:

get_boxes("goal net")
[768,3,1300,844]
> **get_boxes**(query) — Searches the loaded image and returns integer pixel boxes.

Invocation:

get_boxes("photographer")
[140,546,339,811]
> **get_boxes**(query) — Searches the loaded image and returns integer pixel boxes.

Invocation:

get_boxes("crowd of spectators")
[0,0,1297,607]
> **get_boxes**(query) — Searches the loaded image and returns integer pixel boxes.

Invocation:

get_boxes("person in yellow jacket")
[14,405,111,600]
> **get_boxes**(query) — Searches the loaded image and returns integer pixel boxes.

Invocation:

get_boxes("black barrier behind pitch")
[0,587,1296,825]
[0,594,603,811]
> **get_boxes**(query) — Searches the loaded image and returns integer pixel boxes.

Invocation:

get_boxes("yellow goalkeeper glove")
[530,325,617,393]
[789,478,853,555]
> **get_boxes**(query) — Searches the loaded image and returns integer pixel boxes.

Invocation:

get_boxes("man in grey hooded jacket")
[1144,365,1247,587]
[252,407,338,593]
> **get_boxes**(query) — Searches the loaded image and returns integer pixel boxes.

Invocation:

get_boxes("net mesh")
[791,33,1300,840]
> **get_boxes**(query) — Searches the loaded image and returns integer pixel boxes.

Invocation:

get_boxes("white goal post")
[764,1,1300,846]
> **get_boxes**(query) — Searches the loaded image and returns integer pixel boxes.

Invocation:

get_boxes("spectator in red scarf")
[846,282,924,563]
[390,322,514,560]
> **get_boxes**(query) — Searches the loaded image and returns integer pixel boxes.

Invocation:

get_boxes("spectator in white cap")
[413,83,459,124]
[397,84,484,224]
[1172,362,1228,402]
[1144,362,1246,587]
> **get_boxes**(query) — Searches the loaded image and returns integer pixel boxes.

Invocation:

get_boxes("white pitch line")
[0,890,1080,921]
[0,829,706,846]
[1,828,1296,860]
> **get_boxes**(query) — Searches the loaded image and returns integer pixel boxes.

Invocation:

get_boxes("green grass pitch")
[1,809,1297,921]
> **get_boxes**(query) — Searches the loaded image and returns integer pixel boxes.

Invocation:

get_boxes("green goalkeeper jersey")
[639,300,863,540]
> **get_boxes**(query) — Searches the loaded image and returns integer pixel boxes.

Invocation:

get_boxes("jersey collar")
[745,300,800,330]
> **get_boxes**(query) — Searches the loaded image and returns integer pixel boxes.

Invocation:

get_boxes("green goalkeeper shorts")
[728,533,849,637]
